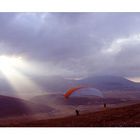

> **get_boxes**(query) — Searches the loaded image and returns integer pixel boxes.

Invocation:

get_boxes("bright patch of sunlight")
[0,55,45,98]
[0,55,24,74]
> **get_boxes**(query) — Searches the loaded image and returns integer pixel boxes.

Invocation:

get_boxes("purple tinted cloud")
[0,12,140,78]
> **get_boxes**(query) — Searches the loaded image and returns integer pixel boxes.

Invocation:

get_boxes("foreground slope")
[14,103,140,127]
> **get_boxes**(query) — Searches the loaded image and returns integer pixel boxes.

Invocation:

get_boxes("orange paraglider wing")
[64,86,86,98]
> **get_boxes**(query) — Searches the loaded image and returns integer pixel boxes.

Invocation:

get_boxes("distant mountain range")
[0,75,140,97]
[0,75,140,118]
[32,75,140,92]
[78,75,140,91]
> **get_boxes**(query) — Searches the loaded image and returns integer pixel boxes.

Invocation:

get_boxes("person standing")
[104,103,106,108]
[75,109,79,116]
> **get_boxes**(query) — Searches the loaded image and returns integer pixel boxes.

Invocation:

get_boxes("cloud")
[0,13,140,78]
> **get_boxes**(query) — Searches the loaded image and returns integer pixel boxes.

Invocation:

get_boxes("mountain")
[0,95,54,118]
[31,75,140,92]
[0,75,140,98]
[0,75,139,119]
[30,75,140,104]
[78,75,140,90]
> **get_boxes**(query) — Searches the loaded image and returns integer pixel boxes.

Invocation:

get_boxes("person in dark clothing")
[75,109,79,116]
[104,103,106,108]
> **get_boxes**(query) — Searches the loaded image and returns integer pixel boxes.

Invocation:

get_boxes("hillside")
[79,75,139,90]
[0,95,54,118]
[31,75,140,93]
[13,103,140,127]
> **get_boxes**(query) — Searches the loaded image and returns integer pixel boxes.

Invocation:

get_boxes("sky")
[0,12,140,81]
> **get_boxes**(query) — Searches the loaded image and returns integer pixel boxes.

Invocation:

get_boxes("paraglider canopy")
[64,86,103,98]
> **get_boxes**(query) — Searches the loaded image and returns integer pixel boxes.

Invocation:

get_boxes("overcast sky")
[0,12,140,79]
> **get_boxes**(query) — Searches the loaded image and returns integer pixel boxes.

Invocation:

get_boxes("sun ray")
[0,55,45,99]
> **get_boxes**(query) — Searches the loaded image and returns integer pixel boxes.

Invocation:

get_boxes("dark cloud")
[0,12,140,78]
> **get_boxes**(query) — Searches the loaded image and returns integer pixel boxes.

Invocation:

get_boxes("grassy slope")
[3,103,140,127]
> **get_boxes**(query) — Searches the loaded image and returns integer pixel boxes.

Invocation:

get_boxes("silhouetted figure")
[75,109,79,116]
[104,103,106,108]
